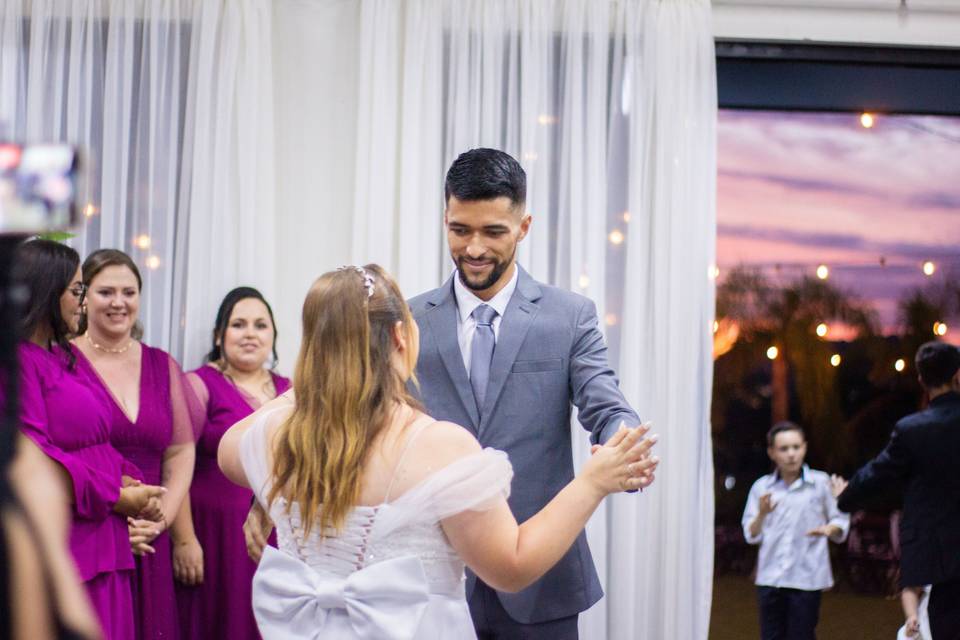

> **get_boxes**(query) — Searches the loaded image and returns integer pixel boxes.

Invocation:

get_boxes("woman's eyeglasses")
[68,283,88,303]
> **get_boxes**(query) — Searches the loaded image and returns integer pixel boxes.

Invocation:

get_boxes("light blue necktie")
[469,304,498,415]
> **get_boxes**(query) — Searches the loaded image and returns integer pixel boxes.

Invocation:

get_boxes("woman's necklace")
[224,367,275,404]
[85,331,134,355]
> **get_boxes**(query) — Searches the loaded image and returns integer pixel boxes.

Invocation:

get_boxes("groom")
[408,148,647,638]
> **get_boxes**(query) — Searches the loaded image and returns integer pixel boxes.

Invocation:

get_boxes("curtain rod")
[712,0,960,14]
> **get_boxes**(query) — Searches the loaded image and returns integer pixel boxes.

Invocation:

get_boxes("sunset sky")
[718,110,960,338]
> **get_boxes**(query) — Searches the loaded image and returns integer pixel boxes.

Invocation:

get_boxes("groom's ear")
[517,213,532,241]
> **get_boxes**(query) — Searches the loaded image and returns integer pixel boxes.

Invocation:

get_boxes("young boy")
[742,421,849,640]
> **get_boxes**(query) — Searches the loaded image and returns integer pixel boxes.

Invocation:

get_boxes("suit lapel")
[423,278,481,430]
[479,268,542,432]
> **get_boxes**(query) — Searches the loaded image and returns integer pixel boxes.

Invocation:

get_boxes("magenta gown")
[17,342,136,640]
[176,365,290,640]
[76,344,196,640]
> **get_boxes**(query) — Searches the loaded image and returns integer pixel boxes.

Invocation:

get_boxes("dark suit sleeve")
[568,298,640,445]
[837,424,912,513]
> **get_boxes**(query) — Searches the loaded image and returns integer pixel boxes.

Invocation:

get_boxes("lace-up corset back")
[265,417,465,591]
[241,408,514,639]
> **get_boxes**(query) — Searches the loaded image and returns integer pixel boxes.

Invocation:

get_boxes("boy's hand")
[829,474,847,499]
[758,493,776,516]
[806,524,841,538]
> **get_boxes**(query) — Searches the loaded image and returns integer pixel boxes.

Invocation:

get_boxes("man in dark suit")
[838,341,960,639]
[408,148,655,639]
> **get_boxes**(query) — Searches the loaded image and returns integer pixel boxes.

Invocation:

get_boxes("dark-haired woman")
[14,239,165,640]
[72,249,197,640]
[173,287,289,640]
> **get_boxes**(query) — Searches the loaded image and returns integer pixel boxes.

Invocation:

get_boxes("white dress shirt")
[452,265,518,376]
[741,465,850,591]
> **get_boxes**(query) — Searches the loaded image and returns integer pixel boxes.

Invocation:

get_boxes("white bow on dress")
[252,546,431,639]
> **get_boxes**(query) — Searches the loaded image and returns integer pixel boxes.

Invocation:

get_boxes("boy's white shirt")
[741,464,851,591]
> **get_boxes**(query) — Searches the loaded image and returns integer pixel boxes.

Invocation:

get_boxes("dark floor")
[710,575,904,640]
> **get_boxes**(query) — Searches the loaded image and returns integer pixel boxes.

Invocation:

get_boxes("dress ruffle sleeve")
[376,449,513,535]
[17,346,121,521]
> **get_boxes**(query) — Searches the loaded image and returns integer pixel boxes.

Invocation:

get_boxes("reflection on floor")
[709,574,903,640]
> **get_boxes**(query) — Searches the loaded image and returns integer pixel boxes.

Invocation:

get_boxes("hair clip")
[337,265,375,298]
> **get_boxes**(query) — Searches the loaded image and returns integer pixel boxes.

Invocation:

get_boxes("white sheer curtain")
[351,1,716,637]
[0,0,275,369]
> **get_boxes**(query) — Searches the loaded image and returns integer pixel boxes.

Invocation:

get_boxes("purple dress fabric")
[77,344,194,640]
[176,366,290,640]
[17,342,136,640]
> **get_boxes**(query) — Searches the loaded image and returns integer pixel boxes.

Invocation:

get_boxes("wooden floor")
[709,575,904,640]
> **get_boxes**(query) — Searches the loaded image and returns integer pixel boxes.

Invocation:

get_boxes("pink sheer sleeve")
[167,355,206,445]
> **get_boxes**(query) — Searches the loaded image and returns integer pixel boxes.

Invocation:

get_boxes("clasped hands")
[116,475,168,556]
[585,421,659,495]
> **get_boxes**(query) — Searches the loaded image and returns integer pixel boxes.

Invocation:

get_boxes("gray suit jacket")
[408,266,640,623]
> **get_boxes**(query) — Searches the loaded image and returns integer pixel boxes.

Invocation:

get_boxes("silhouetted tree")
[716,266,878,468]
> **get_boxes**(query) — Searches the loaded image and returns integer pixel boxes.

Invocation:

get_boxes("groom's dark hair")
[444,148,526,210]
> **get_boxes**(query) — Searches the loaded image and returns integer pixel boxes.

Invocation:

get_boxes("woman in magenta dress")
[173,287,289,640]
[13,239,166,640]
[73,249,197,640]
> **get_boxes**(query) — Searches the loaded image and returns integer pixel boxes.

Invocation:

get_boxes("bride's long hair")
[268,264,421,535]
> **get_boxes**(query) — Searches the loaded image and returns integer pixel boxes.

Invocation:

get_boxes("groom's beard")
[455,247,516,292]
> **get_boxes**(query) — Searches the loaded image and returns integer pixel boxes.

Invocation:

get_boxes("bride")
[217,265,658,639]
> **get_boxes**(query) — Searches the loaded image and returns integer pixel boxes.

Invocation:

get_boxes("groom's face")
[445,196,531,299]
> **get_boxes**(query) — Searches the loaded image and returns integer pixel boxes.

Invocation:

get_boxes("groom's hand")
[244,501,274,563]
[591,421,657,490]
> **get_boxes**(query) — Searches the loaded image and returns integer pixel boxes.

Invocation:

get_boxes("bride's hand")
[582,424,659,496]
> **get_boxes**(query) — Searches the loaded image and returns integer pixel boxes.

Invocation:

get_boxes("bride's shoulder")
[414,419,481,464]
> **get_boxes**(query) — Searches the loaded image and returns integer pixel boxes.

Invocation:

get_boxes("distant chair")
[714,523,754,576]
[840,510,901,596]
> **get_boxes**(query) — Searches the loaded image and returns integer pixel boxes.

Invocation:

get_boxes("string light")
[713,320,719,334]
[860,112,875,128]
[934,322,948,336]
[816,264,829,280]
[622,211,631,223]
[604,313,618,326]
[894,358,905,372]
[766,346,779,360]
[133,234,151,250]
[709,265,720,280]
[608,230,625,245]
[84,203,97,218]
[816,323,828,337]
[145,255,161,270]
[923,261,936,276]
[523,151,538,161]
[830,354,841,367]
[720,258,960,274]
[537,114,558,126]
[578,274,590,289]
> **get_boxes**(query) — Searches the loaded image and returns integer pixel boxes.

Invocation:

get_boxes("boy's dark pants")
[757,586,821,640]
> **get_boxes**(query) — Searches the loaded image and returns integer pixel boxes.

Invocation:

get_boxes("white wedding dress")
[239,411,513,639]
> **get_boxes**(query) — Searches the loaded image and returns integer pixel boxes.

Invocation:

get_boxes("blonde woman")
[217,265,658,639]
